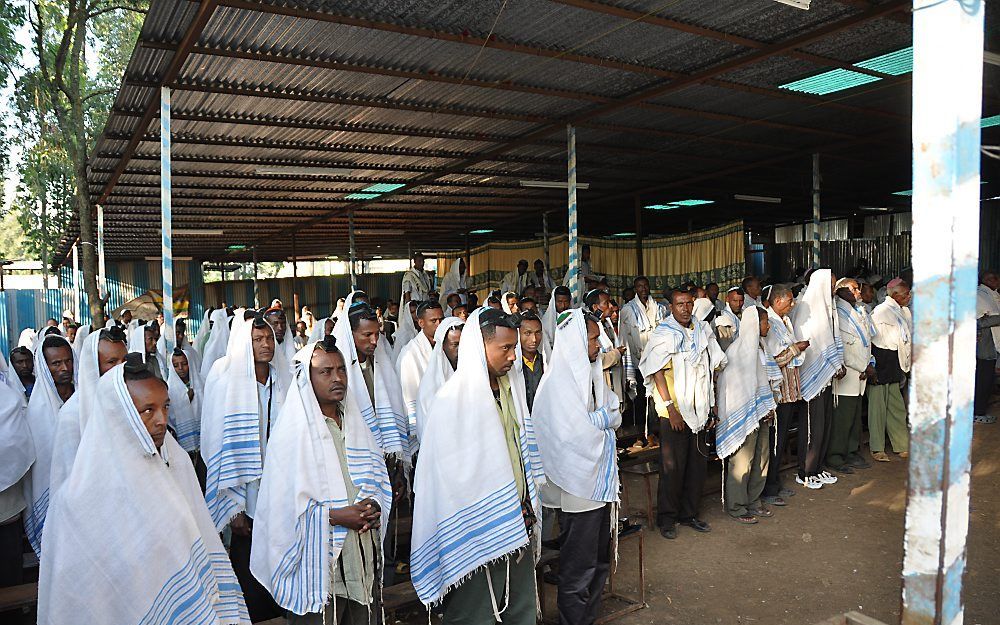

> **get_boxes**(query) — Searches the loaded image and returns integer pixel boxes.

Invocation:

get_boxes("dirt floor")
[605,406,1000,625]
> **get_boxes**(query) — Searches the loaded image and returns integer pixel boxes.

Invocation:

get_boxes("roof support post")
[349,209,357,291]
[634,196,643,277]
[160,86,175,354]
[812,153,821,269]
[97,204,106,303]
[567,124,580,303]
[252,246,259,309]
[291,234,299,322]
[902,2,984,624]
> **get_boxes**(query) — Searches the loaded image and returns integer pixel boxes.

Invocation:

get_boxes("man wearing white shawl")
[201,312,287,622]
[251,337,392,622]
[9,346,34,398]
[533,309,620,624]
[827,279,877,472]
[541,286,574,359]
[974,271,1000,423]
[530,259,556,296]
[639,290,726,539]
[411,308,543,624]
[48,327,128,501]
[501,259,532,297]
[200,307,233,379]
[717,307,779,524]
[439,257,470,307]
[584,289,626,405]
[741,276,763,310]
[392,300,420,362]
[789,269,844,488]
[620,276,668,446]
[868,279,912,460]
[401,252,434,304]
[22,334,76,557]
[17,328,37,350]
[264,305,297,379]
[39,356,250,625]
[194,307,214,353]
[714,287,744,351]
[130,321,167,380]
[415,317,464,443]
[169,346,206,456]
[0,353,32,596]
[397,301,445,445]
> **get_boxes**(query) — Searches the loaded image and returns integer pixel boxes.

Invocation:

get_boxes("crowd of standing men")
[1,252,998,625]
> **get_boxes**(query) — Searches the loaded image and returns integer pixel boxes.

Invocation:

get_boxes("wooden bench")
[0,582,38,612]
[382,581,420,623]
[621,462,658,525]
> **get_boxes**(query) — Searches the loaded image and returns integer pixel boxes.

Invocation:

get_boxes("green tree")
[0,2,26,204]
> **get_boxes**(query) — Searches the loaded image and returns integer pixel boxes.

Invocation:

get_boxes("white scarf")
[201,312,286,529]
[532,310,620,502]
[168,347,205,453]
[332,292,408,459]
[199,308,232,379]
[39,366,250,625]
[71,323,91,355]
[0,354,32,495]
[18,328,37,349]
[541,299,563,358]
[872,297,913,373]
[791,269,844,401]
[692,297,715,322]
[415,318,464,444]
[23,334,76,556]
[310,316,335,343]
[392,315,419,364]
[130,325,168,379]
[250,343,393,616]
[438,260,469,306]
[714,304,741,335]
[977,284,1000,351]
[836,297,874,349]
[716,309,776,459]
[638,315,725,433]
[397,331,434,451]
[194,308,213,353]
[410,307,544,608]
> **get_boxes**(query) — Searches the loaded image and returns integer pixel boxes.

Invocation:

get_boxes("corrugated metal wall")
[0,289,80,357]
[772,235,912,282]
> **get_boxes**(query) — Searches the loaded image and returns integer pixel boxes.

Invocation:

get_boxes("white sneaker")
[817,471,838,485]
[795,475,823,490]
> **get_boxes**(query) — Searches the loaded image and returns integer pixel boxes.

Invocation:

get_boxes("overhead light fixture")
[734,194,782,204]
[255,166,353,176]
[173,228,224,235]
[519,180,591,190]
[645,199,715,210]
[354,228,405,235]
[772,0,811,8]
[892,189,913,196]
[361,183,406,193]
[144,256,193,261]
[780,46,912,96]
[982,114,1000,128]
[227,244,248,251]
[371,255,383,260]
[344,193,381,200]
[470,228,494,234]
[610,232,635,238]
[984,51,1000,67]
[858,206,890,211]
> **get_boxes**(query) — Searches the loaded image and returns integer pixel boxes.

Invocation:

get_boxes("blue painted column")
[902,2,983,624]
[567,124,579,303]
[161,86,175,354]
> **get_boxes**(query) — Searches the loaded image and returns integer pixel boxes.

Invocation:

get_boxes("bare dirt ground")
[607,407,999,625]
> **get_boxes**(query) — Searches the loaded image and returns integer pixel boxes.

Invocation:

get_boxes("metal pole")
[902,3,983,625]
[567,124,580,303]
[160,86,175,355]
[252,246,260,309]
[634,196,644,277]
[811,153,821,269]
[291,234,299,322]
[72,243,80,320]
[348,209,357,290]
[542,211,550,272]
[97,203,106,301]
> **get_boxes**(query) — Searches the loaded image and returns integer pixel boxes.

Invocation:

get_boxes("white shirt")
[246,366,277,518]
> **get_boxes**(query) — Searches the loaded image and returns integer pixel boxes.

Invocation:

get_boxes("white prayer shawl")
[194,308,213,353]
[71,322,91,354]
[764,307,803,368]
[692,297,715,322]
[22,335,76,557]
[401,267,433,302]
[392,311,419,363]
[501,291,517,314]
[310,316,334,343]
[714,304,741,337]
[540,298,562,358]
[438,261,469,306]
[168,349,205,453]
[18,328,37,349]
[530,264,556,292]
[332,292,408,459]
[396,332,433,453]
[638,315,726,433]
[39,366,250,625]
[790,269,844,401]
[130,326,168,379]
[742,294,762,311]
[250,344,392,616]
[532,310,620,503]
[201,313,286,529]
[200,308,232,379]
[415,317,464,444]
[977,284,1000,350]
[500,269,531,297]
[0,354,32,496]
[715,309,776,459]
[871,297,913,373]
[48,332,104,501]
[410,307,544,607]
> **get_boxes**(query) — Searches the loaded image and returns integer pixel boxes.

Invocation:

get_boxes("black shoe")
[659,524,677,540]
[827,463,854,475]
[681,518,712,533]
[847,455,872,469]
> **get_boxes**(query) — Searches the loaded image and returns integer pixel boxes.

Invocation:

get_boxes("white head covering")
[715,308,778,459]
[168,346,204,453]
[541,296,565,359]
[18,328,37,349]
[501,291,517,314]
[392,303,419,362]
[791,269,844,401]
[414,317,464,443]
[129,323,167,379]
[250,342,392,616]
[331,292,407,458]
[309,316,334,343]
[39,365,250,625]
[692,297,715,322]
[22,333,77,556]
[194,308,213,353]
[410,307,544,608]
[438,258,468,306]
[0,352,32,495]
[199,308,232,379]
[532,309,621,502]
[71,322,91,354]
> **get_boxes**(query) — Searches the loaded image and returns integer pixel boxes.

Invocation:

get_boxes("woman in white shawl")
[716,307,779,523]
[410,308,544,619]
[39,359,250,625]
[414,316,464,444]
[22,334,77,557]
[168,346,205,454]
[438,257,469,307]
[200,307,232,379]
[250,339,393,619]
